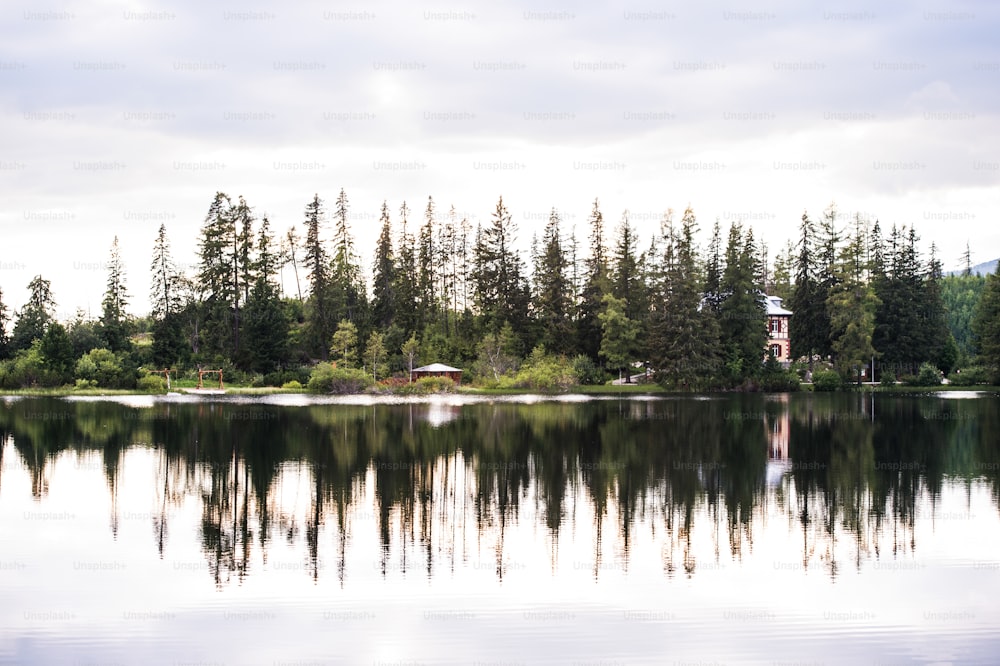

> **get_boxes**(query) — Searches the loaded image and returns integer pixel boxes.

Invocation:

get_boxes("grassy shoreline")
[3,384,997,398]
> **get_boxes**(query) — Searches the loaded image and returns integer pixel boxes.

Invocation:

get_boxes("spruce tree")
[533,208,573,354]
[827,215,879,384]
[11,275,56,352]
[718,223,766,384]
[100,236,130,351]
[972,265,1000,374]
[576,198,610,360]
[372,201,396,329]
[302,193,335,358]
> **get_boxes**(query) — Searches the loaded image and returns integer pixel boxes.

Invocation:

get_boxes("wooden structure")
[197,369,224,390]
[410,363,463,384]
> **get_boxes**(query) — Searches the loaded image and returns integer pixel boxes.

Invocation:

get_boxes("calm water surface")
[1,392,999,665]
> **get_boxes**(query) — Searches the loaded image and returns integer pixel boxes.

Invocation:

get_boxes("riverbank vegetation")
[0,192,998,393]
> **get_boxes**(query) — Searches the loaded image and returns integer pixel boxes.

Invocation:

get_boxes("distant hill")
[946,258,998,277]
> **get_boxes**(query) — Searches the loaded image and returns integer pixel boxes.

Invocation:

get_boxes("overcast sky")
[1,0,997,317]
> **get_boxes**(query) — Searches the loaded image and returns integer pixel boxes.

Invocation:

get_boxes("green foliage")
[812,369,842,391]
[946,366,993,386]
[598,293,638,378]
[281,380,303,390]
[307,362,373,394]
[571,355,605,385]
[972,269,1000,372]
[74,348,135,389]
[759,355,800,392]
[941,273,986,361]
[40,323,75,382]
[394,376,456,394]
[879,369,897,387]
[0,342,60,388]
[509,346,579,392]
[74,378,97,389]
[911,362,942,387]
[329,319,358,368]
[136,374,167,393]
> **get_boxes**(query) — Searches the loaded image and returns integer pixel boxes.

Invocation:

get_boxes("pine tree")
[576,198,610,360]
[611,210,648,325]
[372,201,396,329]
[283,226,303,301]
[598,293,638,382]
[329,188,367,326]
[11,275,56,352]
[788,212,822,366]
[972,265,1000,373]
[472,196,530,345]
[533,208,573,354]
[302,193,334,358]
[197,192,239,360]
[650,207,720,388]
[718,223,766,384]
[827,214,879,384]
[393,201,419,335]
[243,216,288,373]
[417,196,436,330]
[0,286,9,359]
[40,322,75,382]
[100,236,130,351]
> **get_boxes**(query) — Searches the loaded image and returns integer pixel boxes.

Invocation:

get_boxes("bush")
[912,362,942,387]
[74,348,136,389]
[281,380,303,390]
[947,366,992,386]
[74,378,98,389]
[511,347,579,391]
[307,363,373,394]
[571,355,605,385]
[812,370,842,392]
[879,370,897,387]
[136,374,167,393]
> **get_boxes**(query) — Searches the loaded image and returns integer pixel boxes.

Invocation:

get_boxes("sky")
[0,0,997,318]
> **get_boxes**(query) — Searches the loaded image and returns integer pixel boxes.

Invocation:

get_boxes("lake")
[1,392,999,665]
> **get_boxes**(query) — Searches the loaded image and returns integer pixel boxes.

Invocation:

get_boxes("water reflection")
[1,393,998,587]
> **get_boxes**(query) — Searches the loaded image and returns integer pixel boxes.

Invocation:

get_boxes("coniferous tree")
[197,192,239,360]
[788,212,823,367]
[921,243,952,372]
[11,275,56,352]
[576,198,610,360]
[302,193,334,358]
[100,236,130,351]
[393,201,419,335]
[150,224,186,368]
[650,207,720,388]
[533,208,573,354]
[473,196,530,347]
[972,265,1000,374]
[372,201,396,330]
[827,215,879,384]
[39,322,75,382]
[611,211,644,322]
[329,188,367,326]
[718,223,766,384]
[283,226,303,301]
[598,293,638,382]
[703,218,723,314]
[0,286,9,359]
[417,196,436,330]
[243,216,288,372]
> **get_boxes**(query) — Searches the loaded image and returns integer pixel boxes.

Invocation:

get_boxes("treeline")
[0,192,998,390]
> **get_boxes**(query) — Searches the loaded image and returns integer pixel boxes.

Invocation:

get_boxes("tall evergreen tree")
[472,196,530,345]
[650,207,720,388]
[827,214,879,384]
[417,196,437,330]
[576,198,610,360]
[533,208,573,354]
[0,286,9,359]
[598,293,638,382]
[243,216,288,372]
[788,212,823,366]
[371,201,396,329]
[302,193,334,358]
[11,275,56,352]
[39,322,75,382]
[100,236,130,351]
[329,188,367,326]
[197,192,240,360]
[972,265,1000,374]
[611,211,644,322]
[718,223,766,384]
[922,244,953,373]
[393,201,419,335]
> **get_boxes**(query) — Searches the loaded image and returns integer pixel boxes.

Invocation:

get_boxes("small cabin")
[410,363,463,384]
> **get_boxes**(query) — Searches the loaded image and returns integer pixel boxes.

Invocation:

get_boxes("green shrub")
[136,374,167,393]
[511,347,579,391]
[947,366,992,386]
[307,363,373,394]
[812,370,842,392]
[912,362,942,387]
[74,378,98,389]
[394,376,456,394]
[879,370,897,387]
[571,355,604,385]
[281,380,303,390]
[74,348,136,389]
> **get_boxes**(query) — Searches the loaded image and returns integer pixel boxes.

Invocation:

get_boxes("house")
[765,295,792,365]
[410,363,463,384]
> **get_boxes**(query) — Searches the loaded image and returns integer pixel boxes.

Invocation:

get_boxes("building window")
[770,344,782,358]
[771,319,781,334]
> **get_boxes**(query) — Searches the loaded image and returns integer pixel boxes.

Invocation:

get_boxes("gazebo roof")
[412,363,462,373]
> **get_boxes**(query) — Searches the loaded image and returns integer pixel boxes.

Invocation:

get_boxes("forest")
[0,191,998,392]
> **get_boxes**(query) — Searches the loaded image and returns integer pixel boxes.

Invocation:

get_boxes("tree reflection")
[1,393,999,586]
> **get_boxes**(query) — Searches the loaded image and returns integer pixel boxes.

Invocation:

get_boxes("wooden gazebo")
[410,363,462,384]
